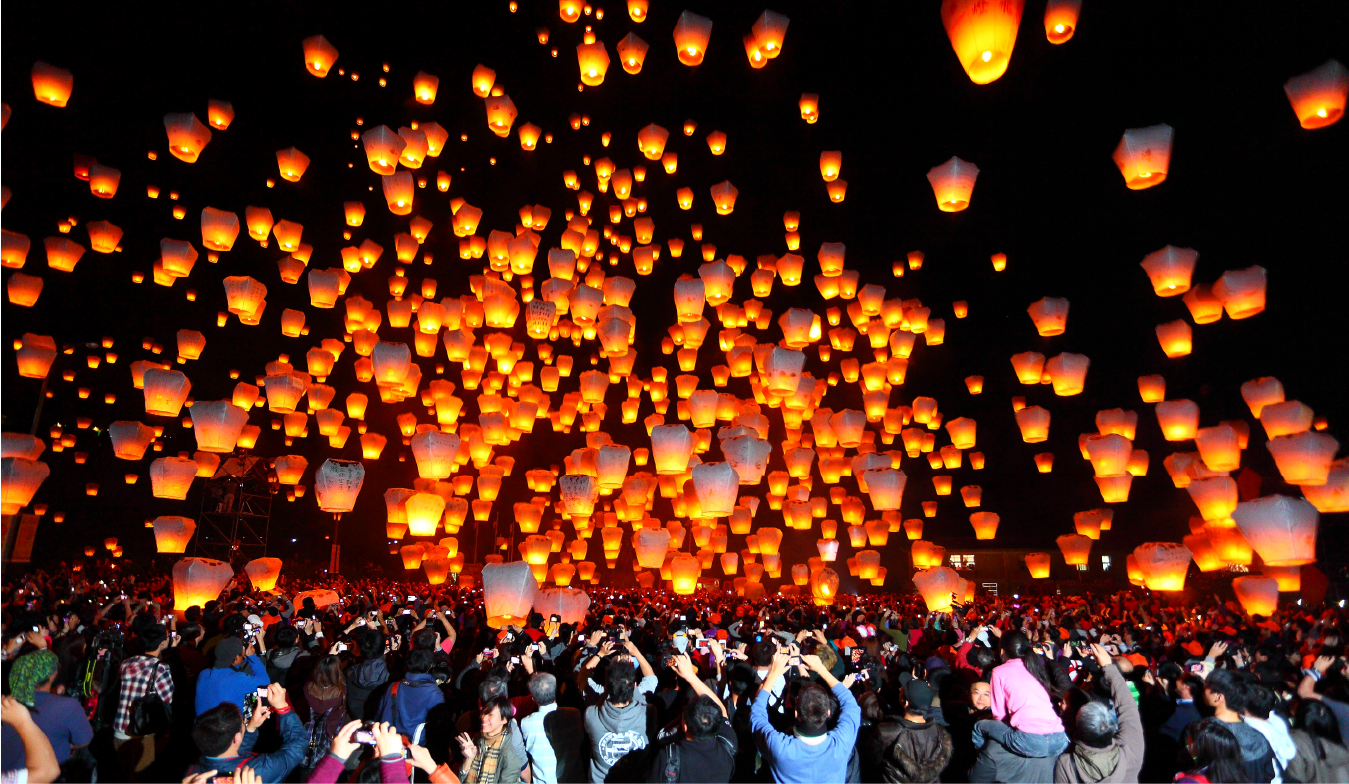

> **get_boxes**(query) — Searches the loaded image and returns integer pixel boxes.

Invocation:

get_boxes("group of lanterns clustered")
[3,0,1347,624]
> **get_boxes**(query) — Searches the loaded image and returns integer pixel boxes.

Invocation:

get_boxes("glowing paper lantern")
[1133,542,1193,591]
[534,586,591,625]
[1113,124,1173,189]
[1233,576,1279,616]
[673,10,713,66]
[1025,552,1051,578]
[164,113,213,163]
[1140,246,1198,296]
[1302,458,1349,513]
[811,567,840,606]
[191,401,249,453]
[1057,534,1092,566]
[1283,59,1347,129]
[244,557,282,591]
[1156,400,1199,441]
[633,528,671,568]
[1027,297,1069,336]
[31,61,74,106]
[151,516,196,553]
[913,566,961,613]
[302,35,339,77]
[171,557,234,611]
[1043,0,1081,43]
[314,459,365,513]
[483,561,539,628]
[1231,495,1318,566]
[1213,266,1267,320]
[1,458,49,514]
[926,156,979,211]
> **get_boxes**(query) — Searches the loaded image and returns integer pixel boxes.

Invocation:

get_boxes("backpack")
[302,706,340,775]
[658,732,736,783]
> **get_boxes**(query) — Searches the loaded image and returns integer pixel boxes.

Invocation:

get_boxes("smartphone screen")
[407,595,417,602]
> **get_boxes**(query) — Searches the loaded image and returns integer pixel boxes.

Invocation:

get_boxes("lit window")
[1076,564,1088,571]
[1101,555,1112,571]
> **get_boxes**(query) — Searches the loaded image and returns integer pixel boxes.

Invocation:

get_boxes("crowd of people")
[4,560,1349,784]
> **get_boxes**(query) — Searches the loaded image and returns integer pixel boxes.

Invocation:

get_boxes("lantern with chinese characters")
[315,459,365,513]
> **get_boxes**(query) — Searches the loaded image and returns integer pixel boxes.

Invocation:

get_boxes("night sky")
[4,1,1347,589]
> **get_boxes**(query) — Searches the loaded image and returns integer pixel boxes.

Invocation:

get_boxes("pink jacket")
[989,658,1064,734]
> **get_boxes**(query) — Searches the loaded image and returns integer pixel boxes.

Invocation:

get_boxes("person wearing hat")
[863,678,953,784]
[194,635,271,717]
[1,649,93,773]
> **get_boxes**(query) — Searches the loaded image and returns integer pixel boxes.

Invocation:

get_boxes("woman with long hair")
[970,631,1070,769]
[1176,717,1249,783]
[1283,700,1349,782]
[305,655,350,737]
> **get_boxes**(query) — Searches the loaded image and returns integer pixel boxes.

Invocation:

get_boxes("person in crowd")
[113,621,175,778]
[376,647,445,739]
[647,653,736,783]
[1203,668,1275,783]
[1054,644,1144,783]
[584,637,658,783]
[750,649,859,784]
[0,649,92,775]
[1159,673,1205,742]
[305,720,411,784]
[1242,682,1296,782]
[520,671,588,784]
[303,654,351,739]
[863,677,953,784]
[1,695,61,784]
[1284,699,1349,782]
[1176,718,1250,784]
[970,631,1068,782]
[345,628,391,721]
[261,625,306,687]
[184,683,307,782]
[196,636,271,717]
[456,696,528,784]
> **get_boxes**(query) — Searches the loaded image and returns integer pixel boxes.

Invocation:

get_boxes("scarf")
[10,650,59,706]
[467,727,507,783]
[1071,741,1122,782]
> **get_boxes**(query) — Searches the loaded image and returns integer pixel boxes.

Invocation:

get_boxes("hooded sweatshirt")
[346,657,390,720]
[583,673,657,783]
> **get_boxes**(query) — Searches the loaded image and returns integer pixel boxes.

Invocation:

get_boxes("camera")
[352,724,377,745]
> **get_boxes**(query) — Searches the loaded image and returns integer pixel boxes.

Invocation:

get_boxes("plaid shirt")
[114,654,174,735]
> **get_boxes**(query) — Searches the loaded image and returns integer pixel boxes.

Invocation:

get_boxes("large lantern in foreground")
[810,567,839,605]
[940,0,1024,85]
[1231,495,1318,567]
[1283,59,1347,130]
[483,560,539,628]
[913,566,961,613]
[534,586,591,625]
[1233,576,1279,617]
[172,557,234,611]
[315,459,365,513]
[244,557,283,591]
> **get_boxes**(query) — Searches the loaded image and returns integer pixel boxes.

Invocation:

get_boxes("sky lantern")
[405,492,446,536]
[207,98,234,129]
[633,528,671,568]
[413,71,439,103]
[578,40,611,86]
[315,459,365,513]
[382,172,414,214]
[1241,377,1284,418]
[244,557,282,591]
[1303,459,1349,513]
[1025,552,1051,578]
[362,126,406,175]
[1213,266,1267,319]
[485,95,518,137]
[7,274,42,307]
[472,63,496,97]
[274,455,307,485]
[200,207,240,251]
[1134,542,1193,591]
[1027,297,1069,336]
[927,157,979,211]
[31,61,74,106]
[940,0,1025,85]
[245,206,273,242]
[1043,0,1081,44]
[811,567,840,605]
[152,516,196,553]
[109,421,155,460]
[44,237,85,272]
[150,456,198,499]
[1057,533,1092,565]
[969,511,999,539]
[15,334,57,379]
[1194,424,1241,471]
[627,0,648,21]
[1267,431,1339,486]
[143,368,191,416]
[1156,399,1199,441]
[1233,576,1279,616]
[1140,245,1197,296]
[1113,124,1173,189]
[1260,400,1313,438]
[670,553,702,594]
[3,230,32,268]
[751,9,790,58]
[275,147,309,182]
[191,401,248,452]
[164,113,212,162]
[913,566,961,612]
[88,163,120,198]
[171,557,234,611]
[558,0,581,22]
[819,151,842,182]
[799,93,820,123]
[301,34,338,77]
[674,10,713,65]
[637,123,668,159]
[342,200,366,225]
[484,561,538,627]
[1284,59,1347,129]
[518,122,542,151]
[1,458,49,515]
[411,430,461,479]
[1015,406,1050,443]
[1155,320,1192,358]
[1188,476,1238,521]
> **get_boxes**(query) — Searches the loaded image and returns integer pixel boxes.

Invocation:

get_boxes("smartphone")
[357,619,366,626]
[511,656,521,665]
[790,655,801,667]
[407,595,417,602]
[352,724,377,745]
[546,614,560,637]
[483,648,496,658]
[334,642,347,652]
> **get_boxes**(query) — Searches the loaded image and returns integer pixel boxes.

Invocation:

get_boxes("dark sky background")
[3,1,1347,590]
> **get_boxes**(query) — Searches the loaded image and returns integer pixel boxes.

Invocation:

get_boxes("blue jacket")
[1160,699,1201,741]
[195,655,271,716]
[184,708,306,784]
[376,673,445,738]
[751,679,860,784]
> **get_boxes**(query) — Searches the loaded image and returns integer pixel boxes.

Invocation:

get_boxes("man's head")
[683,695,722,740]
[273,626,298,650]
[213,637,245,669]
[529,672,558,707]
[1203,669,1246,713]
[969,681,992,711]
[192,702,245,757]
[140,624,169,655]
[412,628,438,650]
[968,645,998,675]
[904,679,934,717]
[606,660,636,705]
[1177,673,1204,702]
[751,640,775,668]
[794,682,833,737]
[1076,700,1119,748]
[406,648,434,674]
